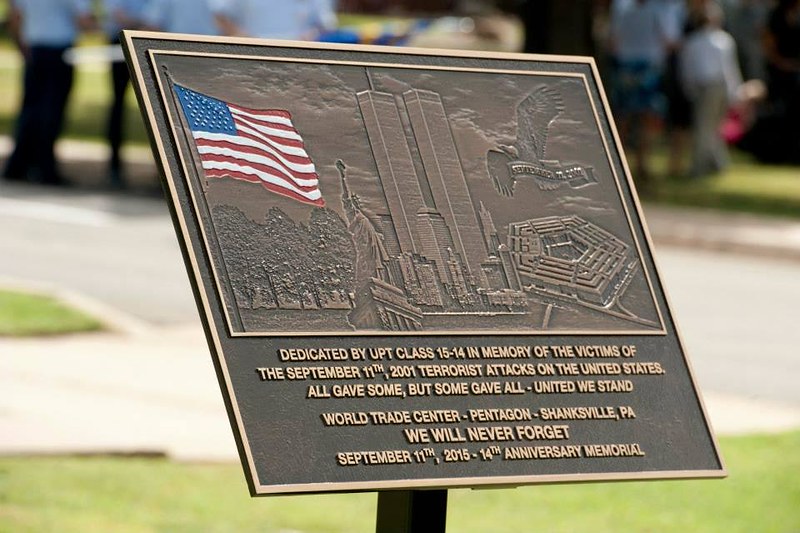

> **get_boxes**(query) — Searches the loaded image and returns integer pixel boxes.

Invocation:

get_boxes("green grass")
[0,289,103,336]
[650,152,800,219]
[0,432,798,532]
[338,14,414,27]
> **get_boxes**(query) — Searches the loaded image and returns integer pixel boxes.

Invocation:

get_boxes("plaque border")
[123,32,726,494]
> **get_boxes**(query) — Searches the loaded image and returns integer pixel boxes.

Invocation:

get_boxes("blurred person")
[141,0,217,35]
[517,0,551,53]
[608,0,675,191]
[663,0,723,178]
[763,0,800,112]
[211,0,337,40]
[740,0,800,163]
[661,0,693,178]
[679,2,742,177]
[724,0,769,81]
[517,0,595,56]
[104,0,149,189]
[6,0,25,52]
[3,0,95,185]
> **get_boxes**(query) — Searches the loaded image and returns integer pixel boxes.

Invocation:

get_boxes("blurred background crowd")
[1,5,799,530]
[1,0,798,195]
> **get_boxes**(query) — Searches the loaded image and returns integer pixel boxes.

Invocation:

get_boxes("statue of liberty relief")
[486,85,597,195]
[337,160,422,331]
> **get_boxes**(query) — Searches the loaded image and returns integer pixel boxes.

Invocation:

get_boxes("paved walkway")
[0,327,236,461]
[644,204,800,262]
[2,137,800,461]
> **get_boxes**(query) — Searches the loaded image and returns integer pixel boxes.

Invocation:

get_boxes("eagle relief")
[486,86,598,195]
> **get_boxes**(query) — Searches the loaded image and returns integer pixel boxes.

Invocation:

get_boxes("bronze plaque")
[123,32,725,495]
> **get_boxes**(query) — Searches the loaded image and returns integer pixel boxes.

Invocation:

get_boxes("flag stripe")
[200,152,319,190]
[262,182,325,206]
[206,168,325,207]
[197,145,318,188]
[235,127,306,149]
[206,167,261,184]
[228,105,293,123]
[197,139,316,179]
[234,126,311,161]
[230,108,297,132]
[202,161,323,201]
[194,131,314,169]
[233,114,303,141]
[195,139,318,183]
[233,124,308,154]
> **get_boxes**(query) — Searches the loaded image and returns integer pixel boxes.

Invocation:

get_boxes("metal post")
[375,490,448,533]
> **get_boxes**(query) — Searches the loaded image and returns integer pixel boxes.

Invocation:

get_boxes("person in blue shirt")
[3,0,95,185]
[104,0,149,188]
[141,0,218,35]
[211,0,337,40]
[608,0,676,191]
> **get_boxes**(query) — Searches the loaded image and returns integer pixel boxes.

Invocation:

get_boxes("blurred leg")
[691,85,711,176]
[35,46,73,184]
[708,82,729,173]
[108,55,130,186]
[691,81,727,177]
[668,128,689,178]
[3,49,44,180]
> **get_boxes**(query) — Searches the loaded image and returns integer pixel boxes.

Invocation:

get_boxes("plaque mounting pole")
[375,490,447,533]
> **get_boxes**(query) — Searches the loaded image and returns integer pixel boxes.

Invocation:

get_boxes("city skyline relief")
[161,57,662,334]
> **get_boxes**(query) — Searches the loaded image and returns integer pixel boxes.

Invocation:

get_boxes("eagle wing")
[486,148,516,197]
[515,85,565,161]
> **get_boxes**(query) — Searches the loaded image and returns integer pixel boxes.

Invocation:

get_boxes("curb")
[651,234,800,262]
[643,205,800,263]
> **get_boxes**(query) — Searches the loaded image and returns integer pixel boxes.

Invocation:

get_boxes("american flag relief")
[173,84,324,207]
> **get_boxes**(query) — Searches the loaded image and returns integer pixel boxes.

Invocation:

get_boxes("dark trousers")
[4,46,74,183]
[107,37,130,181]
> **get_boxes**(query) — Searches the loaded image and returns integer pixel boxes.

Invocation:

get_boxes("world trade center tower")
[356,90,426,256]
[402,89,488,285]
[357,85,488,289]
